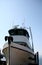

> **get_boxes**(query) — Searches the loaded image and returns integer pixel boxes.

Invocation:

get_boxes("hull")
[3,42,35,65]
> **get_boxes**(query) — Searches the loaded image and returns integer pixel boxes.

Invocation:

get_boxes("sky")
[0,0,42,57]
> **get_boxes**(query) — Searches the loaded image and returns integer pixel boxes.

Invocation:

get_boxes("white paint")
[12,35,31,48]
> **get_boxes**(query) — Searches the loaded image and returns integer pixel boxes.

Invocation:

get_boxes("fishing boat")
[2,25,39,65]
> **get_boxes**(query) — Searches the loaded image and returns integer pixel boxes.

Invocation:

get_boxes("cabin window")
[9,29,29,38]
[18,30,24,35]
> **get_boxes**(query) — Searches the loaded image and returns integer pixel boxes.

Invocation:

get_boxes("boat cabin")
[8,28,31,48]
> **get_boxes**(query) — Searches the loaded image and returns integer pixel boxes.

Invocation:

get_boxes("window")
[9,29,29,39]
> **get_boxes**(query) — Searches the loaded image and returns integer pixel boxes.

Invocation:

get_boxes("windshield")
[9,29,29,38]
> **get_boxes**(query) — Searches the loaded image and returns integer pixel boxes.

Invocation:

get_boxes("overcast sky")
[0,0,42,57]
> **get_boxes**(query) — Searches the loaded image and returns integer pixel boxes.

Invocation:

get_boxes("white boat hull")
[3,42,35,65]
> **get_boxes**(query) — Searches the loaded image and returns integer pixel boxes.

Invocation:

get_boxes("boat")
[2,25,39,65]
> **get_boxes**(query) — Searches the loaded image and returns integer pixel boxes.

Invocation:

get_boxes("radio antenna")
[22,18,25,28]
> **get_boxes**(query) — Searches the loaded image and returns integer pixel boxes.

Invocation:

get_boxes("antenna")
[22,18,25,28]
[13,25,19,29]
[12,16,15,28]
[29,27,34,52]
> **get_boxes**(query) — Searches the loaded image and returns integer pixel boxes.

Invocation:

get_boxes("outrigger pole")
[29,27,34,52]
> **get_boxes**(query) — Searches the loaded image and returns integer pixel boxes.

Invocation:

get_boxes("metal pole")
[29,27,34,52]
[5,36,13,65]
[8,39,10,65]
